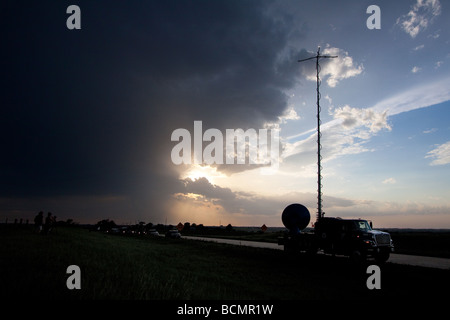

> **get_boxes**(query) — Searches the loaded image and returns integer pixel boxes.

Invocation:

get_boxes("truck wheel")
[350,250,364,264]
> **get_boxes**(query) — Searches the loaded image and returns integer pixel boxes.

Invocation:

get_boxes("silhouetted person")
[44,212,53,234]
[34,211,44,233]
[51,215,57,233]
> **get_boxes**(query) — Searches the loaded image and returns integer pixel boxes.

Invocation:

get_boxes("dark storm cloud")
[1,0,304,222]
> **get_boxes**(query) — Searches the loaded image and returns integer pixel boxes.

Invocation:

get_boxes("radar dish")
[281,203,311,234]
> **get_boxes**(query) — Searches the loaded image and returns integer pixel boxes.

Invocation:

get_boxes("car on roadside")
[165,229,181,239]
[148,229,160,237]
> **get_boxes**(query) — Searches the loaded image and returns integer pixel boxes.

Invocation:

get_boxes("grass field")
[1,225,449,301]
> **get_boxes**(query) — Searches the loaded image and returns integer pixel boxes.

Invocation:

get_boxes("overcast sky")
[2,0,450,228]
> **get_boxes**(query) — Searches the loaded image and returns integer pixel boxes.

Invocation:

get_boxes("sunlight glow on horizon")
[180,164,227,184]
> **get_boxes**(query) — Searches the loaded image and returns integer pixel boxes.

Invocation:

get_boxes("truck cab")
[314,217,394,262]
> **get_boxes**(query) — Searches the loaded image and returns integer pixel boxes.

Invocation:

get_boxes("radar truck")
[278,203,394,263]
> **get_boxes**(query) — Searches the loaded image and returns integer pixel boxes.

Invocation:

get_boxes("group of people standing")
[34,211,56,234]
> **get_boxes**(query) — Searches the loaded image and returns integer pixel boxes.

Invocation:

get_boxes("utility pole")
[298,47,337,221]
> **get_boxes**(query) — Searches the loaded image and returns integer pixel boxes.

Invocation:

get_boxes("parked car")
[148,229,160,237]
[165,229,181,239]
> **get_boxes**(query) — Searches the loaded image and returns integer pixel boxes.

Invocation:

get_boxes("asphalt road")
[183,236,450,270]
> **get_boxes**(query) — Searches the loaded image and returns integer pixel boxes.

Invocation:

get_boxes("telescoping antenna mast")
[298,46,337,222]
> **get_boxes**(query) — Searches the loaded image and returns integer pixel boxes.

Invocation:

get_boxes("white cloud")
[435,61,443,69]
[396,0,441,38]
[423,128,437,134]
[302,46,363,88]
[323,106,391,159]
[278,106,300,123]
[371,76,450,116]
[413,44,425,51]
[333,105,391,134]
[411,66,421,73]
[282,105,391,170]
[382,177,397,184]
[425,141,450,166]
[428,30,440,39]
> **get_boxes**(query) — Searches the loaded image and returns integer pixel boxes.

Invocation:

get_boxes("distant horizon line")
[2,221,449,232]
